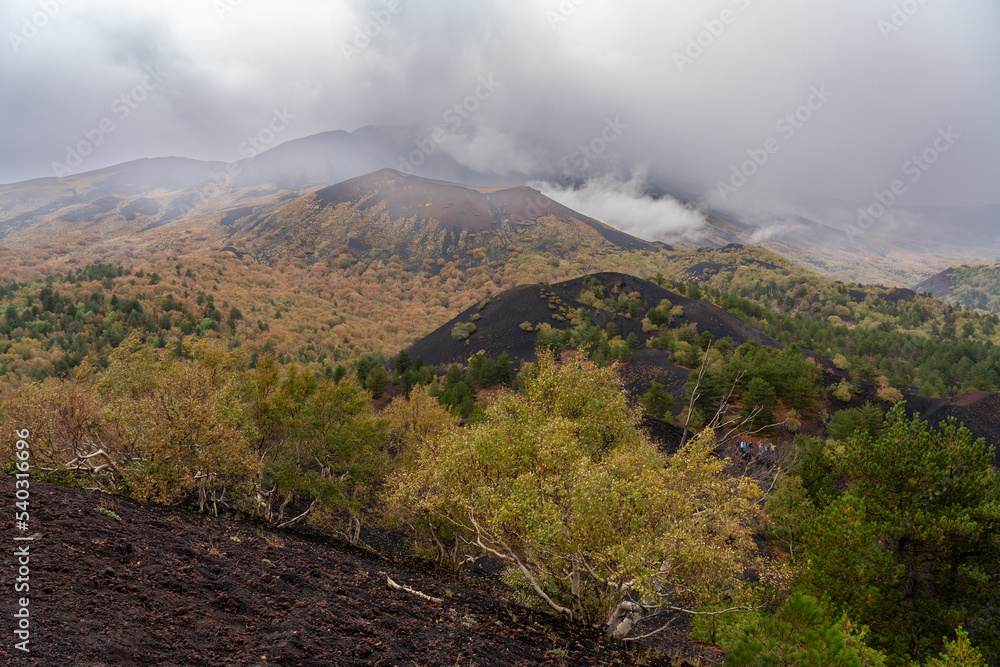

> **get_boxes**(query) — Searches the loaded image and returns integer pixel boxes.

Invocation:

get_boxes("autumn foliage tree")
[245,356,388,539]
[0,369,112,487]
[386,353,783,638]
[383,387,464,567]
[96,333,258,512]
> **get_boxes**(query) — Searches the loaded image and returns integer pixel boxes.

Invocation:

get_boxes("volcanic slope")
[406,272,781,410]
[0,476,722,666]
[0,154,666,273]
[0,157,228,245]
[914,263,1000,313]
[407,271,1000,461]
[223,169,664,268]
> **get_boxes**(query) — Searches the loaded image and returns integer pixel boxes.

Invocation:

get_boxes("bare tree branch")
[385,575,443,604]
[277,499,317,528]
[680,342,712,448]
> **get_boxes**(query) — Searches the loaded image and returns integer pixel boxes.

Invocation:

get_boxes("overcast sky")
[1,0,998,209]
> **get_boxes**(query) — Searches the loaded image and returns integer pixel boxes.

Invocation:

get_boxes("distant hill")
[0,126,532,266]
[232,126,518,190]
[405,272,781,411]
[0,159,667,272]
[0,157,226,241]
[223,169,663,268]
[915,264,1000,313]
[914,267,957,299]
[406,271,1000,462]
[677,202,1000,288]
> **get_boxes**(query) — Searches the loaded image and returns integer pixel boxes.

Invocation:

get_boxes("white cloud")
[0,0,997,209]
[533,169,707,241]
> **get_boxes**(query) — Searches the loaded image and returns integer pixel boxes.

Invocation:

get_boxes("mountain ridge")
[0,127,996,288]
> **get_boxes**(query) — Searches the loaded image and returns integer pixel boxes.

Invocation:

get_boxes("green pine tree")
[741,376,777,428]
[724,593,864,666]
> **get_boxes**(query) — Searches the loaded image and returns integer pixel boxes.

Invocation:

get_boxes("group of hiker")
[738,440,773,456]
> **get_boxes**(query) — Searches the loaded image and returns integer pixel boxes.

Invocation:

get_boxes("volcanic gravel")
[0,476,723,666]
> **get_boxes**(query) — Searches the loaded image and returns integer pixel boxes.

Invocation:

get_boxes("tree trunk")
[570,562,583,619]
[606,601,644,639]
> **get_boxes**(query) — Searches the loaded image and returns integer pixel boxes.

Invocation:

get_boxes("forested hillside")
[2,238,999,665]
[916,263,1000,313]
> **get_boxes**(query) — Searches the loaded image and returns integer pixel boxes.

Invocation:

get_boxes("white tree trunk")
[606,601,644,639]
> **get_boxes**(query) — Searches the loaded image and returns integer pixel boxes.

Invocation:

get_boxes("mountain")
[0,157,225,237]
[0,126,996,289]
[222,169,664,268]
[0,162,666,274]
[0,125,528,238]
[232,126,524,190]
[0,126,522,266]
[680,202,1000,288]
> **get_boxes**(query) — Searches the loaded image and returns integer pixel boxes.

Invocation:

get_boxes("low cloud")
[436,125,543,176]
[533,169,708,242]
[0,0,996,212]
[748,222,806,243]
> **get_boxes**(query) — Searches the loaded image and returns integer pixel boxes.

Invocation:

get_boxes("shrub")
[451,322,477,340]
[833,378,852,402]
[876,386,903,405]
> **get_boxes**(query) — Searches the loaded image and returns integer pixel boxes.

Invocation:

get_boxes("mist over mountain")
[1,122,995,288]
[3,2,996,212]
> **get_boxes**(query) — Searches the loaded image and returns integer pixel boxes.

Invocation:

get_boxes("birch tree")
[387,353,783,638]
